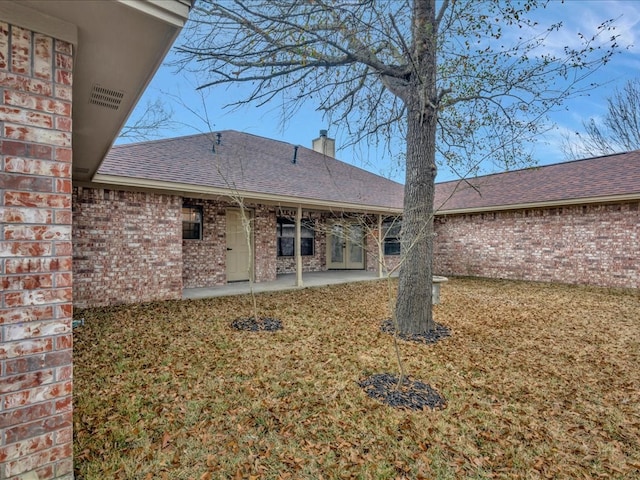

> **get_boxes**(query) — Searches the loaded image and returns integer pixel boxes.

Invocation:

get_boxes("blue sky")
[123,1,640,183]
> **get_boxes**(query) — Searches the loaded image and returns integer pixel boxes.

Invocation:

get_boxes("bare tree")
[563,78,640,159]
[119,98,175,142]
[175,0,619,335]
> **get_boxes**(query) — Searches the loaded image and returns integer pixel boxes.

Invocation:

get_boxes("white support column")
[296,205,304,287]
[378,214,384,278]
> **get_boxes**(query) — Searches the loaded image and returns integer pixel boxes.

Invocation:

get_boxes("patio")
[182,270,393,299]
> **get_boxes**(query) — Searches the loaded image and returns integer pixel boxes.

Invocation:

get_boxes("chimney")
[312,129,335,158]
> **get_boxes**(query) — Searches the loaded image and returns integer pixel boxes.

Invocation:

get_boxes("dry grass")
[73,278,640,479]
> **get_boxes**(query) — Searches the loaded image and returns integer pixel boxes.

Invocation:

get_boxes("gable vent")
[89,85,125,110]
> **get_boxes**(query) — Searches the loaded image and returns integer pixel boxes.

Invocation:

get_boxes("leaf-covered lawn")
[73,278,640,479]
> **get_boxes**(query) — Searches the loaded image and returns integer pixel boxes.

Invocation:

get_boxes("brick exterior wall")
[276,236,327,273]
[253,204,278,282]
[182,198,227,288]
[182,198,279,288]
[362,218,402,275]
[74,187,407,301]
[77,192,397,297]
[365,240,401,275]
[276,212,327,274]
[73,189,639,310]
[0,24,74,480]
[434,201,640,289]
[273,214,400,275]
[73,187,183,308]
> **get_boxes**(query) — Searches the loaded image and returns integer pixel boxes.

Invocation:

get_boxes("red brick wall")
[273,214,400,275]
[276,213,327,275]
[73,187,183,307]
[253,204,277,282]
[365,242,401,275]
[0,23,74,480]
[363,220,402,275]
[75,189,405,298]
[434,201,640,288]
[182,198,278,288]
[275,238,327,274]
[73,193,279,296]
[182,198,227,288]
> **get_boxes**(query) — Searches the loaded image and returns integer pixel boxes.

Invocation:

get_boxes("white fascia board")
[117,0,191,27]
[89,174,403,215]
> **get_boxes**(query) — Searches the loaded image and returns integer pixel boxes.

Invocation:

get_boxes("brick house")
[0,2,190,478]
[433,151,640,289]
[73,135,639,311]
[3,2,634,479]
[73,130,405,308]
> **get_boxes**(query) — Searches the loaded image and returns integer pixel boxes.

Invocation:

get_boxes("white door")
[226,209,252,281]
[327,223,365,269]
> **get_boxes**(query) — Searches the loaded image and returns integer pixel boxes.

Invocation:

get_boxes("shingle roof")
[98,133,640,215]
[434,150,640,214]
[97,130,404,211]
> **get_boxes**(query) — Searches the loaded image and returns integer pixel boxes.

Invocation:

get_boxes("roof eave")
[8,0,191,183]
[116,0,193,28]
[88,174,403,215]
[435,193,640,216]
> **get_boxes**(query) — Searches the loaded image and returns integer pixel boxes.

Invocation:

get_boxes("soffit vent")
[89,85,125,110]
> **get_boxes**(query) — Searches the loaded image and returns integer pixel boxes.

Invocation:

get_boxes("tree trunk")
[395,103,438,334]
[395,0,438,335]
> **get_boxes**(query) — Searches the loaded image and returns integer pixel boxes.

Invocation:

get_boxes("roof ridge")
[98,129,405,211]
[110,129,403,186]
[111,132,215,149]
[111,129,302,151]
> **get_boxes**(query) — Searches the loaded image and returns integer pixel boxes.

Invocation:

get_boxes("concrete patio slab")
[182,270,396,299]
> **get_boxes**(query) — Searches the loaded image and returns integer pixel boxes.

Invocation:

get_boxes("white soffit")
[10,1,190,182]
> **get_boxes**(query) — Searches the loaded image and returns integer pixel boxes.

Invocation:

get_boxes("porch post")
[378,214,384,278]
[295,205,304,287]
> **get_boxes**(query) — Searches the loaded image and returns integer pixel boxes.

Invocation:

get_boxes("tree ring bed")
[231,317,283,331]
[380,319,450,344]
[359,373,446,410]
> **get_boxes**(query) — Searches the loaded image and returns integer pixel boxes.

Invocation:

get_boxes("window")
[383,218,401,255]
[277,217,314,256]
[182,205,203,240]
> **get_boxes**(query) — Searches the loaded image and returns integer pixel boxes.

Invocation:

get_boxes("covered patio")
[183,270,395,299]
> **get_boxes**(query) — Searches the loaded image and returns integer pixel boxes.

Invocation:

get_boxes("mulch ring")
[359,373,446,411]
[231,316,283,332]
[380,319,451,344]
